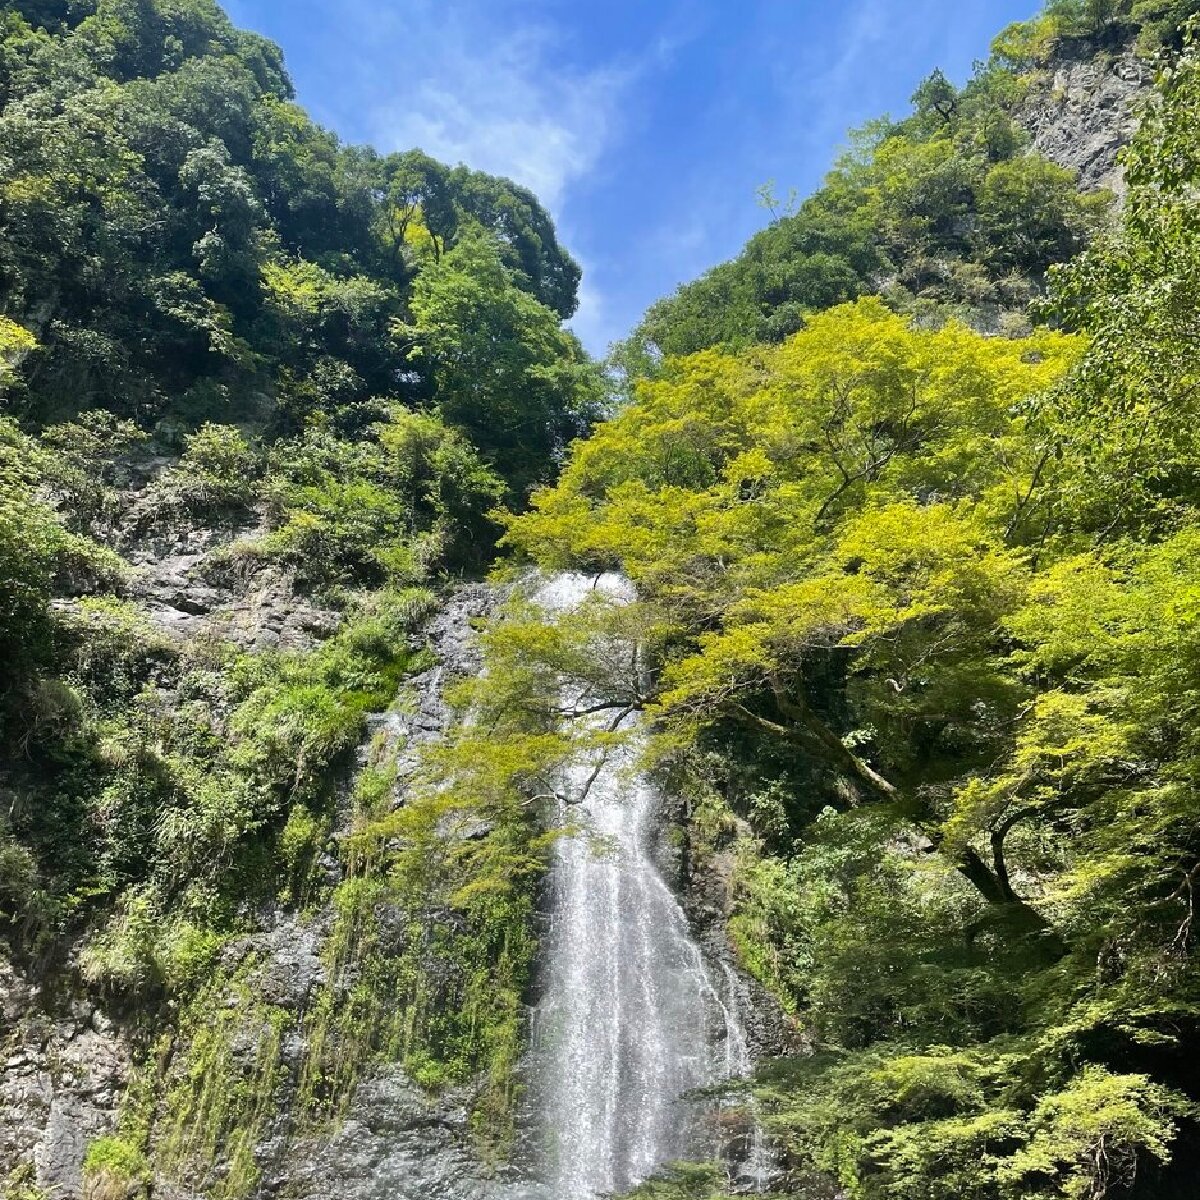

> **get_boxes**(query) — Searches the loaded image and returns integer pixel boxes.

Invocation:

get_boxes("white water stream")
[524,574,764,1198]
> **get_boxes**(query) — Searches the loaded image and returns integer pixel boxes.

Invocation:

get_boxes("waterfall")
[524,573,761,1198]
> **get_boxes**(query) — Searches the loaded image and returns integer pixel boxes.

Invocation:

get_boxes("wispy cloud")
[820,0,890,95]
[363,8,634,215]
[568,268,616,354]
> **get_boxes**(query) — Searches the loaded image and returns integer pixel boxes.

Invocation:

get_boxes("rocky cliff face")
[1,564,778,1200]
[1018,44,1154,198]
[254,585,529,1200]
[0,962,129,1200]
[0,577,505,1200]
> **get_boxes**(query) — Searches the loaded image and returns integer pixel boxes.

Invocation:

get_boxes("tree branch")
[732,675,1057,942]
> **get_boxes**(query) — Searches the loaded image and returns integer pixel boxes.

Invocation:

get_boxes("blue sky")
[223,0,1038,353]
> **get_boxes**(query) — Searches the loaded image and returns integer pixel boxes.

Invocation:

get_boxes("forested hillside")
[3,1,1200,1199]
[0,0,598,482]
[624,0,1190,362]
[0,2,598,1193]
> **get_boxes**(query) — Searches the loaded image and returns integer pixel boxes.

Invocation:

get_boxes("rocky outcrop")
[272,1072,529,1200]
[1018,45,1154,198]
[0,961,129,1200]
[123,517,339,653]
[0,585,498,1200]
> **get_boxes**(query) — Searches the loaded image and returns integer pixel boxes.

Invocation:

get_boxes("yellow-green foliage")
[2,1162,48,1200]
[494,222,1200,1192]
[0,316,35,389]
[82,1137,150,1200]
[156,966,290,1200]
[507,303,1082,775]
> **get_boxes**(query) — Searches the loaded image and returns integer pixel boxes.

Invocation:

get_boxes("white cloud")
[567,271,614,353]
[822,0,889,93]
[366,14,631,215]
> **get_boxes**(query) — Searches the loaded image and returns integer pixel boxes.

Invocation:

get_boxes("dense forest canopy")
[0,0,597,486]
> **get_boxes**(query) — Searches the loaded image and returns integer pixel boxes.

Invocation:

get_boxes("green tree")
[399,231,602,497]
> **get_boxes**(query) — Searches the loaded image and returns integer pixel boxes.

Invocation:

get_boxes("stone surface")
[0,959,130,1200]
[270,1070,501,1200]
[4,573,794,1200]
[1018,46,1153,199]
[125,525,340,654]
[257,584,516,1200]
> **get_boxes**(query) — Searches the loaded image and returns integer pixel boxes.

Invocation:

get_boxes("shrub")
[261,408,503,591]
[0,316,36,391]
[82,1137,149,1200]
[139,423,260,529]
[39,411,148,540]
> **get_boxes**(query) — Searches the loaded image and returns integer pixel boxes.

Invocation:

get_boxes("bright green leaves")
[508,303,1073,790]
[999,1068,1191,1200]
[490,182,1200,1190]
[508,301,1079,618]
[0,315,35,391]
[261,405,504,590]
[972,530,1200,950]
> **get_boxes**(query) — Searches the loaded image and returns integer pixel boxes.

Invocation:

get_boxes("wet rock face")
[275,1071,556,1200]
[0,585,500,1200]
[269,1071,493,1200]
[0,960,129,1200]
[657,798,797,1066]
[1018,47,1153,199]
[258,583,527,1200]
[3,575,783,1200]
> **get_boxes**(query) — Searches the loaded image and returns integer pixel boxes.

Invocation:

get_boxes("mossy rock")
[81,1138,150,1200]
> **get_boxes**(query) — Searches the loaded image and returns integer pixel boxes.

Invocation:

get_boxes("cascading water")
[524,573,763,1198]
